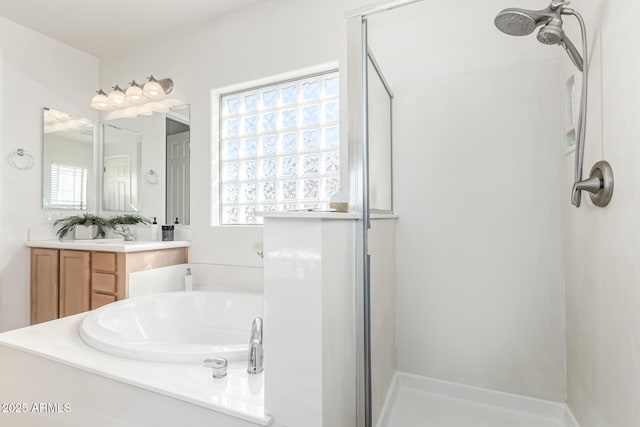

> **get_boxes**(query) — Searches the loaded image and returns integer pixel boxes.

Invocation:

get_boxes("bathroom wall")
[392,59,567,401]
[0,16,98,332]
[564,1,640,426]
[98,0,371,269]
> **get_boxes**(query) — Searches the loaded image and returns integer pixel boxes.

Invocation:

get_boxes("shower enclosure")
[346,0,593,425]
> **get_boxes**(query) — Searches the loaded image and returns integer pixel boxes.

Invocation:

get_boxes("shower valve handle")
[572,161,614,208]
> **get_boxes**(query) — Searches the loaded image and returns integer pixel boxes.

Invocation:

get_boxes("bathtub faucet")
[247,317,263,374]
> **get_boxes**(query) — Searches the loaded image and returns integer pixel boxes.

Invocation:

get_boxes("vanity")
[26,240,190,324]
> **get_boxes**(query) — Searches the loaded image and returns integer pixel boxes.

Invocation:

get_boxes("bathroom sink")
[79,291,262,363]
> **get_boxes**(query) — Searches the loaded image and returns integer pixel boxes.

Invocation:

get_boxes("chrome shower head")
[495,1,584,71]
[494,9,540,36]
[537,20,564,44]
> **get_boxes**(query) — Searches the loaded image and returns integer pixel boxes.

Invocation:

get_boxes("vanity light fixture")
[143,75,173,99]
[107,85,126,107]
[125,81,144,103]
[89,89,109,110]
[89,76,174,111]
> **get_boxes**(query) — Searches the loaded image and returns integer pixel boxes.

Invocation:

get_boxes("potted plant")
[54,214,111,240]
[108,214,151,227]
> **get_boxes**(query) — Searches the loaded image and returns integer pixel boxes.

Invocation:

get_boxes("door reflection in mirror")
[166,117,190,225]
[101,105,190,224]
[102,124,142,211]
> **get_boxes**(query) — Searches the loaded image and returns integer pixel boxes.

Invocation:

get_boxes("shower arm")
[564,8,589,207]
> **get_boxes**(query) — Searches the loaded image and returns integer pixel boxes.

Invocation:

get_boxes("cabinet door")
[30,249,59,325]
[59,250,91,317]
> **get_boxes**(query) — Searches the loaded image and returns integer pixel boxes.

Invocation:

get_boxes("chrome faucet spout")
[247,317,263,374]
[113,225,136,241]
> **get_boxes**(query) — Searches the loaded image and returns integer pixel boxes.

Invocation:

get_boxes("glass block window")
[220,71,340,224]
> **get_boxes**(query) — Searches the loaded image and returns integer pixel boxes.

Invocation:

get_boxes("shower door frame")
[346,1,423,426]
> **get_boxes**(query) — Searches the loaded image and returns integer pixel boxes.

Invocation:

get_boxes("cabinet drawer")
[92,273,117,294]
[93,252,117,273]
[91,292,116,310]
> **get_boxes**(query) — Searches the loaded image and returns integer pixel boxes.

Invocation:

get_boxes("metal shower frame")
[346,1,423,426]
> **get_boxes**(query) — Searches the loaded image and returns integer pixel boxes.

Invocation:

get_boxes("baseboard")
[376,371,581,427]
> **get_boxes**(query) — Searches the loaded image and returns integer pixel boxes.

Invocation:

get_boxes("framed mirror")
[42,108,94,210]
[101,105,190,224]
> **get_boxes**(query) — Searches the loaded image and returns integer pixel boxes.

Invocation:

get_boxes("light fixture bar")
[90,76,174,111]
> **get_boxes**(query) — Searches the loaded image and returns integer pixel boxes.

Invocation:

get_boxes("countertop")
[25,239,191,253]
[0,315,270,425]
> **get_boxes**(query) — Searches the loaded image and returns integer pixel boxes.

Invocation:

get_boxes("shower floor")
[379,374,578,427]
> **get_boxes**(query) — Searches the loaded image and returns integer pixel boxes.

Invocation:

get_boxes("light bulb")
[125,81,144,102]
[143,75,165,99]
[108,85,126,107]
[90,89,109,110]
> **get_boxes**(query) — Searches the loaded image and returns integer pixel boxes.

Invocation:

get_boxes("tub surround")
[26,239,191,253]
[261,213,397,427]
[0,313,270,426]
[257,211,398,220]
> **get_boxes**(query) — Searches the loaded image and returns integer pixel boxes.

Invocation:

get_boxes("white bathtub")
[79,291,262,363]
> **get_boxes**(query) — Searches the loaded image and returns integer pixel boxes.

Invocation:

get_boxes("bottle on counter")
[161,225,174,241]
[150,217,159,241]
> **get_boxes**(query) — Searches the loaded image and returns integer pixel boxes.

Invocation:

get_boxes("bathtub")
[79,291,262,363]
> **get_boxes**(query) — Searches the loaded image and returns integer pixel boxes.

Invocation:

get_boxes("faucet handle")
[204,357,228,378]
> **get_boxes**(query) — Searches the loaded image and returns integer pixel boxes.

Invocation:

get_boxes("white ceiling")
[0,0,268,58]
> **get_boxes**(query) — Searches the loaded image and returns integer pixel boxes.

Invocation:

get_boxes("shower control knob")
[572,160,614,207]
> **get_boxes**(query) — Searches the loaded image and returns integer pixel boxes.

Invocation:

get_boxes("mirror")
[101,105,190,224]
[42,108,94,210]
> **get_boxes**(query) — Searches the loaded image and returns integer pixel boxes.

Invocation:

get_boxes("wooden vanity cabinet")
[59,250,91,317]
[30,247,188,324]
[30,249,59,324]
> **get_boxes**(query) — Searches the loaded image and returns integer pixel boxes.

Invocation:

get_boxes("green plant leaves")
[54,214,150,239]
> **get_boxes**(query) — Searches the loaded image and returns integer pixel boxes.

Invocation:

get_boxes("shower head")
[495,1,584,71]
[536,18,584,70]
[537,19,564,44]
[494,7,552,36]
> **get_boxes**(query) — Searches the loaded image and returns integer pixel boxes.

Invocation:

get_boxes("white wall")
[0,16,98,332]
[565,1,640,426]
[392,59,567,401]
[98,0,370,268]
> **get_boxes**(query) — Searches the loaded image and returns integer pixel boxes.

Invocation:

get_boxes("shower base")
[378,373,580,427]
